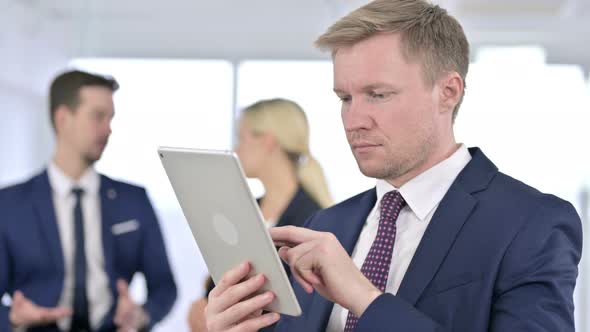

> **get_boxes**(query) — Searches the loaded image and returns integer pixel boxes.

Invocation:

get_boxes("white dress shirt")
[47,162,112,331]
[326,144,472,332]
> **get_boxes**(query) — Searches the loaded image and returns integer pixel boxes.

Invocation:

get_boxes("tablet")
[158,146,301,316]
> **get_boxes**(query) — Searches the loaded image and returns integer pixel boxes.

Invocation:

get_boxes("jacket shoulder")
[0,173,41,203]
[100,174,147,196]
[488,171,573,210]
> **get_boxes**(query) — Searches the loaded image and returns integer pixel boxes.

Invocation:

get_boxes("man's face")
[59,86,114,165]
[334,33,442,182]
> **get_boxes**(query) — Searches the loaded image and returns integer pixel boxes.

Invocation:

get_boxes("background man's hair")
[49,69,119,130]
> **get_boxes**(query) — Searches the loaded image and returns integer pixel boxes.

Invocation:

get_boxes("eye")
[338,95,351,103]
[369,91,386,99]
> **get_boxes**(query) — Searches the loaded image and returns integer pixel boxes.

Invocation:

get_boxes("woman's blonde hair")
[241,98,333,208]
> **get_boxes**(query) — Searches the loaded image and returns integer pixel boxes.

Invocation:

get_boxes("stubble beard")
[355,133,436,182]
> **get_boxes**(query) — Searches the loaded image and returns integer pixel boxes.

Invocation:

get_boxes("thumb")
[117,279,129,299]
[12,291,25,305]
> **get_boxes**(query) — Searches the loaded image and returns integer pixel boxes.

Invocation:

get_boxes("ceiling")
[1,0,589,89]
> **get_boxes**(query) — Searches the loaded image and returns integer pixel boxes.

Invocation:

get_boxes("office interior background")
[1,0,589,330]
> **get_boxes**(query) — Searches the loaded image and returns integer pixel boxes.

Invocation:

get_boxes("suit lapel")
[330,189,377,255]
[31,171,65,276]
[396,185,476,304]
[397,147,497,305]
[100,176,116,287]
[304,189,377,331]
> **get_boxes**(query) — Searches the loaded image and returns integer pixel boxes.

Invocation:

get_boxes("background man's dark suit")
[0,170,177,331]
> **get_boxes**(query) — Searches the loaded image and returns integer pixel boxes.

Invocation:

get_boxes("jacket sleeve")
[356,196,582,332]
[489,197,582,331]
[355,292,440,331]
[138,189,177,329]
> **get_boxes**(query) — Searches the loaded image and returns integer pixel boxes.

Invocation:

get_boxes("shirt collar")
[375,144,472,221]
[47,161,100,198]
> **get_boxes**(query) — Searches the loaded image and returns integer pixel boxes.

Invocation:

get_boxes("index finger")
[39,307,72,323]
[270,226,322,247]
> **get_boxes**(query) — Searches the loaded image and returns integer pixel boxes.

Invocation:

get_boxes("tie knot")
[380,190,406,215]
[72,187,85,199]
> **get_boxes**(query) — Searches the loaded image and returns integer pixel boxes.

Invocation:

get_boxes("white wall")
[0,81,51,187]
[0,1,73,185]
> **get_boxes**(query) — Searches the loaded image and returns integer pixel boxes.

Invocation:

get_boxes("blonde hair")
[241,98,333,208]
[315,0,469,121]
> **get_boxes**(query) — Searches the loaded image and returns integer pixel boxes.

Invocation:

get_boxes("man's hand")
[188,298,209,332]
[114,279,149,332]
[8,290,71,328]
[270,226,382,317]
[205,262,280,332]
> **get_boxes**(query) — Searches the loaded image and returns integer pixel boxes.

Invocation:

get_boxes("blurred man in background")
[0,70,177,331]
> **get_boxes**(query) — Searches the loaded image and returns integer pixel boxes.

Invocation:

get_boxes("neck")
[387,138,459,188]
[53,144,91,181]
[257,155,299,221]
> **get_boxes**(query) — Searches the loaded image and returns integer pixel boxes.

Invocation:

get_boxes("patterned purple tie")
[344,190,406,331]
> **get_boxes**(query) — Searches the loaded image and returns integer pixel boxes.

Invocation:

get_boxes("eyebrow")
[333,83,397,94]
[93,108,116,118]
[361,83,396,91]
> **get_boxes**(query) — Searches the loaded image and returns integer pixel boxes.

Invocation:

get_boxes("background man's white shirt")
[48,162,112,330]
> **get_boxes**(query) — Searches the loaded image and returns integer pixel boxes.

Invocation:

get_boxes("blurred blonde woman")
[188,98,332,331]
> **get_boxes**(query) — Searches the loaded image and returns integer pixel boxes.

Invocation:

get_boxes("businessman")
[204,0,583,331]
[0,70,177,331]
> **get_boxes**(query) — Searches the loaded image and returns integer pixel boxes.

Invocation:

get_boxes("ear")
[438,72,464,115]
[260,132,279,152]
[53,105,74,134]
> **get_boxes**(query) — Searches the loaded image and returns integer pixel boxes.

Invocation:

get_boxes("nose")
[342,99,373,132]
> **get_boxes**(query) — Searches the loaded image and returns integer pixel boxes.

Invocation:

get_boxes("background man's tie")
[70,187,90,332]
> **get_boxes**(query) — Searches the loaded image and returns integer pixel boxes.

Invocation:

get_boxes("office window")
[455,47,590,204]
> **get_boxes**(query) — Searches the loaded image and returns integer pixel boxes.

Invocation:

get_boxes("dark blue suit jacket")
[276,148,582,331]
[275,188,322,229]
[0,170,177,331]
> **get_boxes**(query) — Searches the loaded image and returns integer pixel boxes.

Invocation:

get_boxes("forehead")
[333,33,423,89]
[77,86,114,109]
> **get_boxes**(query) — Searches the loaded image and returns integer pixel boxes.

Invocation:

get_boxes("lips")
[351,142,379,148]
[351,142,380,154]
